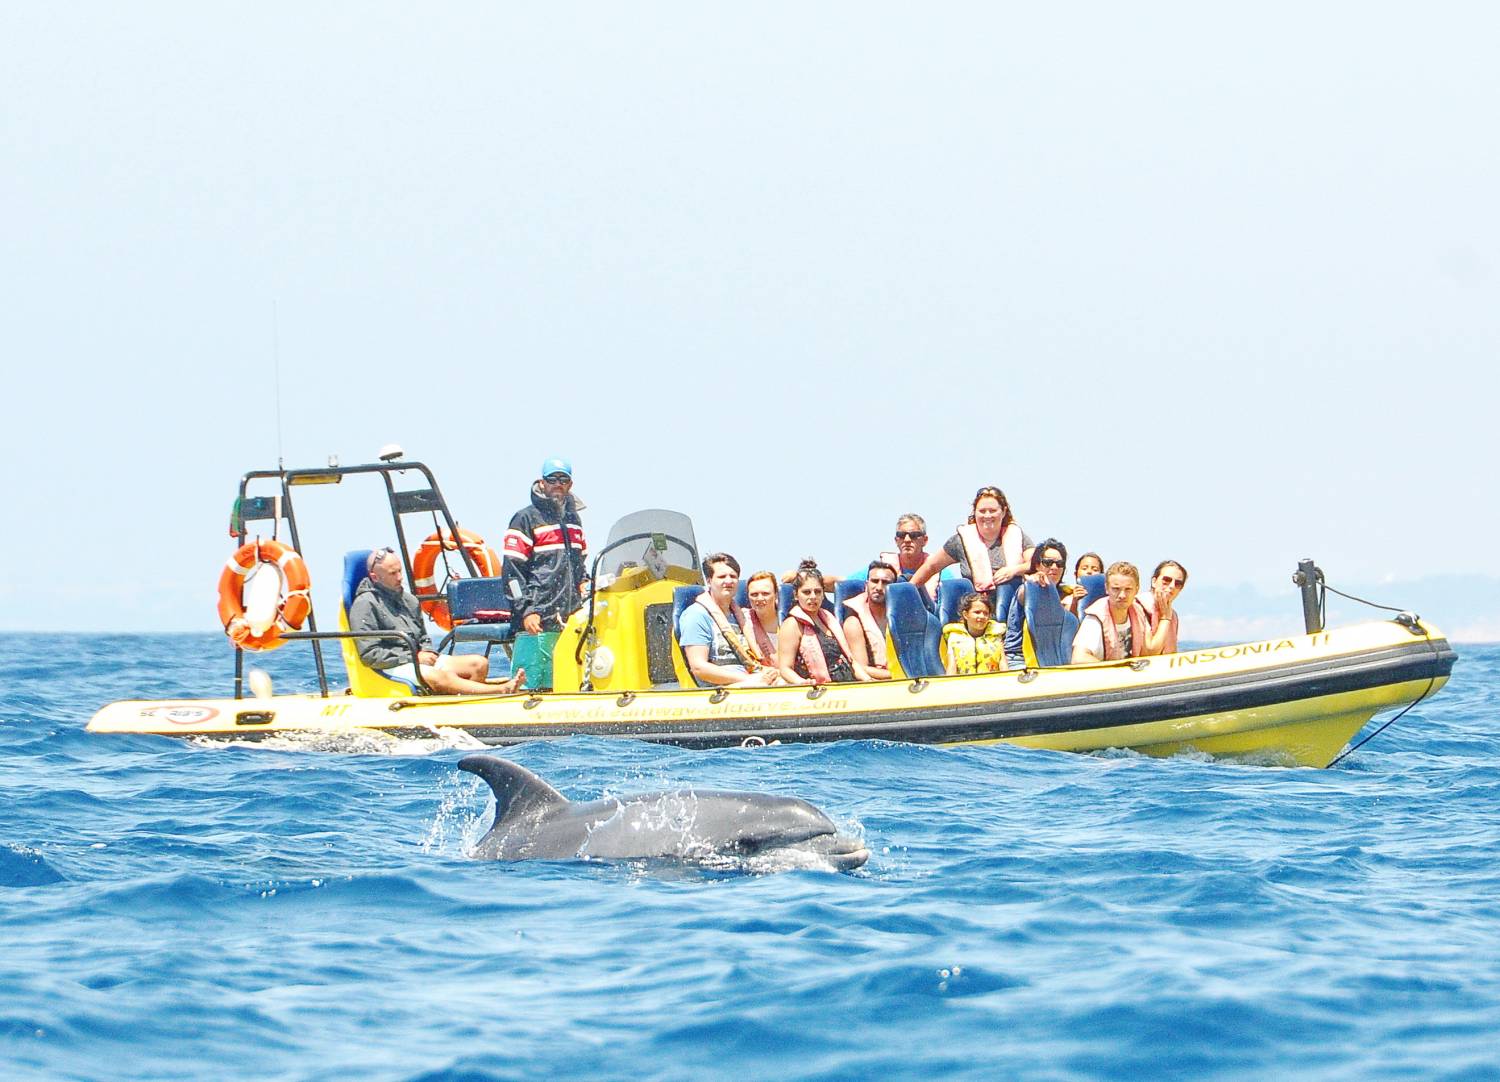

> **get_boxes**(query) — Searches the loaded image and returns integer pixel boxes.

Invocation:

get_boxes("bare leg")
[423,662,526,696]
[440,654,489,682]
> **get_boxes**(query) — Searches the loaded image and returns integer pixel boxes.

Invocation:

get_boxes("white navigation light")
[378,444,404,462]
[247,669,274,700]
[590,645,615,680]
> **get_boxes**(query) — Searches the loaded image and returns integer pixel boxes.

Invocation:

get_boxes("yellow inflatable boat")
[85,457,1456,767]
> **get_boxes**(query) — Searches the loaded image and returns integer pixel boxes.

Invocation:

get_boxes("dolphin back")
[457,758,866,869]
[458,755,570,833]
[569,790,838,860]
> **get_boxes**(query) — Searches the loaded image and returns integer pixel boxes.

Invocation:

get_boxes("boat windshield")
[596,509,699,582]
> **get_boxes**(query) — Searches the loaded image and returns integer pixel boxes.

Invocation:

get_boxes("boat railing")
[230,456,479,699]
[243,629,433,698]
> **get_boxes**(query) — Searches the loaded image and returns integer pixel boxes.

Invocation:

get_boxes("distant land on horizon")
[3,574,1496,644]
[1182,573,1498,645]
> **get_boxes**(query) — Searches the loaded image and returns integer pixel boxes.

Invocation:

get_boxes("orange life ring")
[216,539,312,651]
[412,528,502,630]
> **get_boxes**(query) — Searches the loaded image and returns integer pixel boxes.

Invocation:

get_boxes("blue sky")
[2,5,1496,639]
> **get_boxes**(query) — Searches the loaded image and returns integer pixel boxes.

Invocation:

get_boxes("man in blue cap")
[500,457,588,689]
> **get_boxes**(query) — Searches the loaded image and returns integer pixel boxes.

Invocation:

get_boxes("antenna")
[272,300,285,471]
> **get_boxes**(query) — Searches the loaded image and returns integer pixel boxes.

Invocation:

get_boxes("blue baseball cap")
[540,457,573,479]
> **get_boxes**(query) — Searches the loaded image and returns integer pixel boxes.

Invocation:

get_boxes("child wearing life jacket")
[942,592,1006,675]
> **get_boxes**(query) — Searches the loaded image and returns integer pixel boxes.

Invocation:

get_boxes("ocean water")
[2,633,1497,1082]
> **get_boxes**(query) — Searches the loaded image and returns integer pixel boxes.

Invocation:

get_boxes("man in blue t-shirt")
[678,552,779,688]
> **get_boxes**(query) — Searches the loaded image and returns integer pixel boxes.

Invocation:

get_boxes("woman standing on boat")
[777,565,872,685]
[910,486,1032,603]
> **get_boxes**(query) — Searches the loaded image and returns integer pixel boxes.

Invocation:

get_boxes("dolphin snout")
[803,832,870,871]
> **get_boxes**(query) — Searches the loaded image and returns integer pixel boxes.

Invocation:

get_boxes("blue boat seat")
[672,585,707,687]
[779,580,835,622]
[1076,573,1107,614]
[937,578,976,628]
[442,577,513,649]
[1022,581,1079,667]
[833,579,865,625]
[733,581,749,610]
[886,582,941,677]
[338,550,420,696]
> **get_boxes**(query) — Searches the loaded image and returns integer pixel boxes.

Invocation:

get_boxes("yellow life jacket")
[940,620,1006,674]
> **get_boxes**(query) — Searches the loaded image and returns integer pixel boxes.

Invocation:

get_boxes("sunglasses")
[1038,558,1065,568]
[1158,575,1184,587]
[894,531,925,540]
[544,473,572,484]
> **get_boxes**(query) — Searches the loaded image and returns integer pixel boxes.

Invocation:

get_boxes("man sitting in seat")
[843,560,897,681]
[1070,561,1158,664]
[351,548,525,694]
[680,553,778,687]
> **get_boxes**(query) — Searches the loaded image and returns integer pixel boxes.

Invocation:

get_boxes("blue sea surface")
[2,633,1497,1081]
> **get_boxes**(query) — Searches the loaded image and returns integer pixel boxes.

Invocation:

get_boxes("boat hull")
[86,620,1456,768]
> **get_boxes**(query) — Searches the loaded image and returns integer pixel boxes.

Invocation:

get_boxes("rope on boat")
[1320,581,1408,614]
[1327,671,1437,768]
[1327,626,1442,768]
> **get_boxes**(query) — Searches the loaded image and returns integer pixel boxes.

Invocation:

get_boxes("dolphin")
[457,754,868,871]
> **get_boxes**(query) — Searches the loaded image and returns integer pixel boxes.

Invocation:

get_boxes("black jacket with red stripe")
[501,484,588,631]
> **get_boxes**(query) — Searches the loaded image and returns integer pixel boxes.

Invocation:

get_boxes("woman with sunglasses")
[776,565,872,685]
[1003,539,1071,668]
[1140,560,1188,655]
[910,486,1031,604]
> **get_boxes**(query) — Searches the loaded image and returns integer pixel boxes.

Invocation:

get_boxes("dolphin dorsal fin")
[458,755,569,827]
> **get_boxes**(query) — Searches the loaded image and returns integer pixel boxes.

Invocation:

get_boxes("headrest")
[778,581,834,621]
[733,581,749,610]
[886,582,929,639]
[1026,581,1065,630]
[834,579,866,624]
[1078,573,1107,613]
[343,550,373,613]
[1025,580,1078,667]
[672,585,705,634]
[937,578,975,626]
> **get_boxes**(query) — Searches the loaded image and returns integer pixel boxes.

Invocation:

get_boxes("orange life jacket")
[739,605,779,663]
[842,593,888,669]
[1083,596,1152,660]
[789,606,856,683]
[955,522,1020,591]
